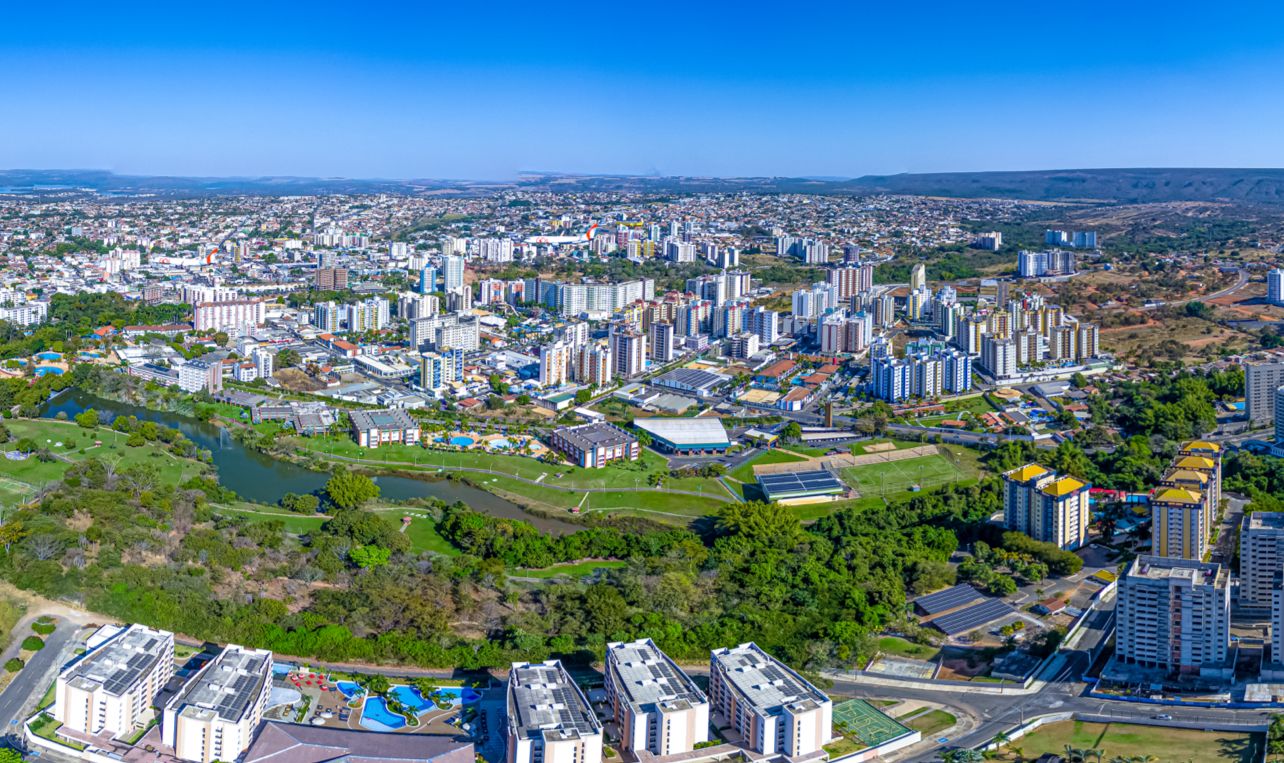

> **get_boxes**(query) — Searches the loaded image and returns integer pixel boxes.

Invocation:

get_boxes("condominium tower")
[604,639,709,756]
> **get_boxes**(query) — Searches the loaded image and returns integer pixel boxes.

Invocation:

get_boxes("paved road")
[0,623,76,729]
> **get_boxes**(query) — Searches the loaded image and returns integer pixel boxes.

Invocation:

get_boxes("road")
[0,622,76,730]
[1142,266,1248,310]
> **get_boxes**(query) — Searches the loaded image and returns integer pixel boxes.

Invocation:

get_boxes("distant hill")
[7,167,1284,204]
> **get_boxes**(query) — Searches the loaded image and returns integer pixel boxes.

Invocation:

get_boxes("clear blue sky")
[3,1,1284,179]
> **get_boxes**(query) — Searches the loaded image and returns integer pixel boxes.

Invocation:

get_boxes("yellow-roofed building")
[1002,464,1091,550]
[1152,486,1208,561]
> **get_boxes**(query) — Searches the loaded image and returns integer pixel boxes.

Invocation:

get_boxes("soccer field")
[840,453,969,498]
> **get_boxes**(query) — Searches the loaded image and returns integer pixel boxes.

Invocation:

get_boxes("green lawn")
[1003,721,1260,763]
[900,709,955,737]
[210,502,458,555]
[840,452,975,499]
[474,474,727,523]
[0,419,206,491]
[876,636,939,660]
[728,449,808,483]
[515,560,627,578]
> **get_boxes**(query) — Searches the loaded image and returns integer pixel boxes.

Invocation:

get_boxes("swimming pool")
[34,366,64,376]
[35,352,61,361]
[336,681,363,699]
[432,686,482,705]
[448,435,475,447]
[360,697,407,731]
[389,685,432,714]
[489,438,512,449]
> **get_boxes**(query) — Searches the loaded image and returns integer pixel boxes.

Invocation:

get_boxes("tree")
[74,408,99,429]
[362,673,391,696]
[213,331,229,347]
[3,658,22,673]
[349,545,392,569]
[324,469,380,510]
[276,348,301,369]
[781,422,802,442]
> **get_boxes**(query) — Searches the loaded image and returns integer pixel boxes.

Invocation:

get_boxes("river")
[40,389,580,534]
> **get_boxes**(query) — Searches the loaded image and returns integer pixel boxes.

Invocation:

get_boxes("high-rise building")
[1240,512,1284,611]
[313,301,340,332]
[418,266,438,295]
[604,639,709,756]
[314,267,348,290]
[574,343,613,386]
[539,341,572,387]
[1115,556,1229,674]
[981,336,1017,380]
[910,263,927,291]
[162,645,274,763]
[1001,464,1089,549]
[709,643,831,757]
[1271,269,1284,306]
[610,328,647,378]
[507,661,602,763]
[54,624,175,737]
[1246,362,1284,423]
[420,349,464,394]
[194,299,265,332]
[252,348,274,379]
[649,322,676,362]
[1151,484,1207,561]
[443,255,466,291]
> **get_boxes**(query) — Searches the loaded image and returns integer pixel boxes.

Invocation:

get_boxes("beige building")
[1002,464,1090,549]
[1151,486,1208,560]
[161,645,273,763]
[1116,556,1229,674]
[708,643,831,758]
[53,624,174,737]
[506,661,602,763]
[604,639,709,756]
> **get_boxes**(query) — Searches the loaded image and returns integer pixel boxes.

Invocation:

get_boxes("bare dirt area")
[274,367,327,392]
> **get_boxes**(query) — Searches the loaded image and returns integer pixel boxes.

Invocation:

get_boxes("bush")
[31,620,55,635]
[4,657,22,672]
[21,635,44,651]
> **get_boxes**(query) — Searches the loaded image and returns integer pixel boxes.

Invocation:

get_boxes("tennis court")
[839,453,966,498]
[831,699,913,748]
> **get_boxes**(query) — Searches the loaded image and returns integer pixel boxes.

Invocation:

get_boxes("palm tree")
[1064,746,1086,763]
[992,732,1011,750]
[1084,748,1103,763]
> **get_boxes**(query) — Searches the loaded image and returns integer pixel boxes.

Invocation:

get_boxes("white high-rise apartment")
[605,639,709,756]
[54,624,174,737]
[709,643,831,757]
[1241,512,1284,611]
[1115,556,1229,674]
[507,661,602,763]
[162,645,273,763]
[539,341,572,387]
[1270,269,1284,306]
[1246,362,1284,423]
[443,255,466,291]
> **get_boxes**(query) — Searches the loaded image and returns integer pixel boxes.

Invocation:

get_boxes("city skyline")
[4,2,1284,178]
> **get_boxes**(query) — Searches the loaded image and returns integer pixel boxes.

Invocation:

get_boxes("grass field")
[210,502,459,555]
[728,449,808,483]
[899,709,955,737]
[478,474,727,523]
[1001,721,1261,763]
[877,636,939,660]
[840,452,974,499]
[515,560,627,579]
[0,419,206,493]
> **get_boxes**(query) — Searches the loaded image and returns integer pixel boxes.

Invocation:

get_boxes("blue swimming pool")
[360,697,407,731]
[433,686,482,705]
[489,438,512,449]
[336,681,363,699]
[34,366,64,376]
[389,685,432,714]
[449,436,475,447]
[35,352,61,361]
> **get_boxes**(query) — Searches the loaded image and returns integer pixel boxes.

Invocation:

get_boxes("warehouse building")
[604,639,709,756]
[633,417,730,454]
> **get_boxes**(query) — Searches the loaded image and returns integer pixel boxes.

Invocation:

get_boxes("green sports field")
[839,452,973,498]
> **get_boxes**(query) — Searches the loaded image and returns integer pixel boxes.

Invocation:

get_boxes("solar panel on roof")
[758,470,843,500]
[913,584,985,615]
[929,598,1015,636]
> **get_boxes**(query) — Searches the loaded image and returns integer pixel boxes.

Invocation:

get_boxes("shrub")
[4,657,23,672]
[21,635,44,651]
[31,620,55,635]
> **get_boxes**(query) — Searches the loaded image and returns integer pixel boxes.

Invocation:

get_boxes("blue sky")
[3,1,1284,179]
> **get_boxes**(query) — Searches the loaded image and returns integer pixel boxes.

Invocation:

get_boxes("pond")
[40,388,582,534]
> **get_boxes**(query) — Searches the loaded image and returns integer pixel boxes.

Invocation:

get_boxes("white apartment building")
[708,643,832,757]
[506,661,603,763]
[605,639,709,756]
[54,624,175,737]
[1246,362,1284,424]
[1115,556,1229,674]
[539,341,572,387]
[178,359,222,394]
[193,299,265,333]
[162,645,273,763]
[1241,512,1284,611]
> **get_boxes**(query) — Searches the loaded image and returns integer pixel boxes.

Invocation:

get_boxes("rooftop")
[243,721,473,763]
[1004,463,1049,482]
[64,624,172,697]
[1041,476,1086,497]
[1129,555,1226,587]
[605,639,706,714]
[167,644,272,724]
[1248,512,1284,531]
[349,408,417,431]
[710,642,828,715]
[1153,487,1202,505]
[556,422,636,451]
[507,661,601,742]
[633,417,730,446]
[1181,440,1221,453]
[1174,455,1216,470]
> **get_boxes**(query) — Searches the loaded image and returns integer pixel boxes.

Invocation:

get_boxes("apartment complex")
[548,422,640,468]
[1001,464,1090,550]
[604,639,709,756]
[1241,512,1284,611]
[506,661,603,763]
[1246,362,1284,424]
[1151,441,1222,561]
[53,624,175,737]
[708,643,832,758]
[161,645,273,763]
[348,408,421,448]
[1115,556,1229,674]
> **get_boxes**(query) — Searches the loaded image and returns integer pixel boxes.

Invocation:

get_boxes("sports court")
[866,655,937,679]
[831,699,913,748]
[840,453,966,498]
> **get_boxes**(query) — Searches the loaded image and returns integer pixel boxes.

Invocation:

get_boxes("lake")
[40,389,580,534]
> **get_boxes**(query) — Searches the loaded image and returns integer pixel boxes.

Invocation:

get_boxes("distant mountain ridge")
[6,167,1284,204]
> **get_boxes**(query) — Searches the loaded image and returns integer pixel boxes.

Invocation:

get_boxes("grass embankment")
[0,419,205,494]
[1000,721,1260,763]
